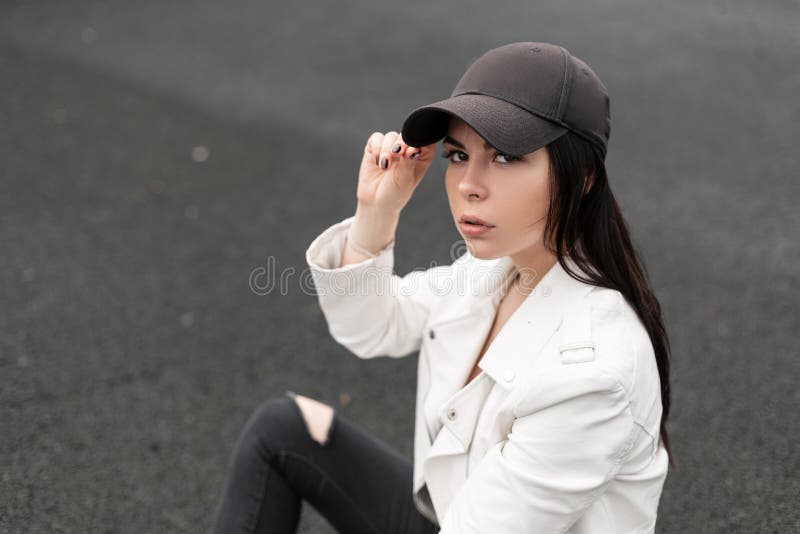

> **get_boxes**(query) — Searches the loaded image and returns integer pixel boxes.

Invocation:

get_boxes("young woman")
[211,42,674,534]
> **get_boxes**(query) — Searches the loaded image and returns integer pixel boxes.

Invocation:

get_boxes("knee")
[287,391,335,446]
[237,395,297,455]
[237,393,335,452]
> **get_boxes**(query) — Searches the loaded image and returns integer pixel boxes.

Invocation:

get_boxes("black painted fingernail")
[380,157,388,169]
[410,151,420,159]
[391,143,401,153]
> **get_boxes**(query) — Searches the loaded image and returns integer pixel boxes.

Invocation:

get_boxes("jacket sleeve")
[438,365,639,533]
[306,214,453,359]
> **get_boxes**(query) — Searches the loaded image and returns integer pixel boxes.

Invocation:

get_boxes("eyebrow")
[442,135,496,151]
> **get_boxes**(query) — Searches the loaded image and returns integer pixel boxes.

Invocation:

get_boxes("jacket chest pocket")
[418,325,442,442]
[419,311,471,380]
[419,317,468,441]
[418,330,434,405]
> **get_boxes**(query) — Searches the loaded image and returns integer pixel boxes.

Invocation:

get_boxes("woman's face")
[443,116,553,262]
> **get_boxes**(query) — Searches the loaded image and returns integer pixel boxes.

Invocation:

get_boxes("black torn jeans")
[210,392,440,534]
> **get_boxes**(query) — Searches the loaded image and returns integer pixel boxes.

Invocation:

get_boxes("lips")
[458,220,494,237]
[459,215,494,227]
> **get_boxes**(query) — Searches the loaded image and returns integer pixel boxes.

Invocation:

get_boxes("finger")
[378,131,401,170]
[406,142,434,160]
[392,133,410,161]
[393,138,419,169]
[364,131,384,166]
[393,133,418,161]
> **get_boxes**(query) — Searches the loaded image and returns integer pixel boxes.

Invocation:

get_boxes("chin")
[464,240,502,260]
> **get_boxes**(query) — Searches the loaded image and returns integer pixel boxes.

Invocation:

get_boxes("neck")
[508,245,558,297]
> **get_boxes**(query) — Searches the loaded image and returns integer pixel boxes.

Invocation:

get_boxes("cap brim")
[401,93,569,157]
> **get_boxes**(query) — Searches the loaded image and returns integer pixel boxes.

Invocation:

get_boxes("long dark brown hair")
[544,131,676,469]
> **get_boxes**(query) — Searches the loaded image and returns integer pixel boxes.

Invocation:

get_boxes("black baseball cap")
[401,42,611,159]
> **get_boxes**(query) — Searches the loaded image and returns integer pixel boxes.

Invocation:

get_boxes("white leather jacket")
[306,215,669,533]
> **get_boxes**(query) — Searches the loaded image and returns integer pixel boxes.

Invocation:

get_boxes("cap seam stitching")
[452,90,563,126]
[555,47,572,119]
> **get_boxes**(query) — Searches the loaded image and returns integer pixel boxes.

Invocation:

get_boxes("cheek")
[444,172,459,202]
[498,183,550,226]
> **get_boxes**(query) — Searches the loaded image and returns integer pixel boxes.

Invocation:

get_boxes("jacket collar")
[454,251,598,390]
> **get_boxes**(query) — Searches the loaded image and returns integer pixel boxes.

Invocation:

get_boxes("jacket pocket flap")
[558,342,596,364]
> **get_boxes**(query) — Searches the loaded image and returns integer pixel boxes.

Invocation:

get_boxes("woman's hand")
[357,131,436,215]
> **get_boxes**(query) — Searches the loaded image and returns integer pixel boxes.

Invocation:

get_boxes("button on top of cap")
[503,370,515,382]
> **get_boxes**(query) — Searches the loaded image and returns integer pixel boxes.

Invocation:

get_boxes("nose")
[457,162,488,200]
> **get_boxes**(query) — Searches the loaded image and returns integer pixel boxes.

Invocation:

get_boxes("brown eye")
[494,153,519,164]
[440,149,467,163]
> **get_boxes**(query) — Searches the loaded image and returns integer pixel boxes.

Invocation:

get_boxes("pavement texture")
[1,1,798,532]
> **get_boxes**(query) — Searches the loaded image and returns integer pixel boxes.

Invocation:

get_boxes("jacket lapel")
[477,254,597,390]
[419,254,516,444]
[428,252,597,404]
[421,253,598,521]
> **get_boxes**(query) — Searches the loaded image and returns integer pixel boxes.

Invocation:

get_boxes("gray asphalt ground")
[1,1,798,532]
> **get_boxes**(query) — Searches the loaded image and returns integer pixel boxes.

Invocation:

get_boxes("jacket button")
[447,407,457,420]
[429,329,436,339]
[503,370,515,382]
